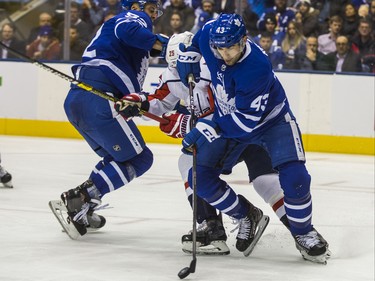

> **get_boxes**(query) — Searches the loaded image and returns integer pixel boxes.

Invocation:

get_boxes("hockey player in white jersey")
[176,14,331,263]
[49,0,169,239]
[142,32,288,255]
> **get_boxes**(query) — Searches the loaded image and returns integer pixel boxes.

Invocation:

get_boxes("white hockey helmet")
[165,31,194,68]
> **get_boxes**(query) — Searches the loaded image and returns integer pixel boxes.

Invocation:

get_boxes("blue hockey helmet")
[209,14,246,48]
[121,0,163,17]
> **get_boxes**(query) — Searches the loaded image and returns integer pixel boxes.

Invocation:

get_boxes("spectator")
[341,3,360,39]
[154,0,196,34]
[318,15,343,54]
[81,0,105,30]
[237,0,259,37]
[295,0,320,37]
[317,0,349,34]
[213,0,235,14]
[91,9,117,38]
[298,35,327,70]
[165,11,185,36]
[66,26,89,61]
[258,32,285,69]
[351,0,368,9]
[369,0,375,29]
[248,0,267,17]
[253,13,285,48]
[191,11,211,34]
[358,3,369,18]
[257,0,296,33]
[0,23,26,59]
[102,0,123,15]
[26,12,53,47]
[330,0,352,19]
[191,0,218,34]
[26,26,61,60]
[351,18,375,72]
[320,35,362,72]
[281,21,307,69]
[58,2,93,42]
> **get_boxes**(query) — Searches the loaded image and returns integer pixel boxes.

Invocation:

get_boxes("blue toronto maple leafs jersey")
[192,24,290,143]
[73,10,157,94]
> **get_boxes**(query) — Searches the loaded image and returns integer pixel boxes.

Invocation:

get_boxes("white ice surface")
[0,136,373,281]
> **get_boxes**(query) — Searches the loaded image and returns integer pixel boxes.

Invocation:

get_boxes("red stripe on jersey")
[199,83,215,118]
[148,78,171,101]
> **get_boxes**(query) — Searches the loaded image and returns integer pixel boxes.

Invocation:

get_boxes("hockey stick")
[178,74,197,279]
[0,41,168,125]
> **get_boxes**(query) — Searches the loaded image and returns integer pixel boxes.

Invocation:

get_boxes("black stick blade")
[178,267,190,279]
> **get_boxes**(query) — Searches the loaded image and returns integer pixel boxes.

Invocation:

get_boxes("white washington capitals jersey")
[148,60,215,119]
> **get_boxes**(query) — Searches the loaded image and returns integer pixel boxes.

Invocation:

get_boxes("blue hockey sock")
[90,146,153,195]
[278,161,313,235]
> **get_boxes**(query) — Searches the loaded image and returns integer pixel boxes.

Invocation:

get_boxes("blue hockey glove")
[114,92,150,120]
[182,119,220,153]
[177,43,201,87]
[151,33,169,58]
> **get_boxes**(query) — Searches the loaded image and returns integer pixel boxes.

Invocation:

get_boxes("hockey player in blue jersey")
[176,13,331,263]
[50,0,169,238]
[139,32,288,255]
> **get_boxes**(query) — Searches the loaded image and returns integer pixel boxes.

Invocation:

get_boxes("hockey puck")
[177,267,190,279]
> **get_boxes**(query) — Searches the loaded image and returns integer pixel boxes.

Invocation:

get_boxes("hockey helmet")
[121,0,163,17]
[165,31,194,68]
[209,13,246,48]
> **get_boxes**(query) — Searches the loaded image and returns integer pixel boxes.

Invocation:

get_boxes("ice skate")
[182,216,230,255]
[235,195,269,256]
[0,166,13,188]
[49,179,105,239]
[294,228,331,264]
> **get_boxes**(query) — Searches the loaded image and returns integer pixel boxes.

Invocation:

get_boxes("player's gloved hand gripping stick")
[0,41,168,125]
[176,43,201,88]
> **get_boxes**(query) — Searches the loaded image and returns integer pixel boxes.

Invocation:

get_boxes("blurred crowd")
[1,0,374,73]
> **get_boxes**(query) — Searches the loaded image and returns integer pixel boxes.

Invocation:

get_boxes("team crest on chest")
[217,72,224,85]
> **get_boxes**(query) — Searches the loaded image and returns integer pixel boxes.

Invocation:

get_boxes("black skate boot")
[87,213,106,231]
[60,179,105,236]
[0,166,13,188]
[294,228,331,264]
[235,195,269,256]
[182,214,230,255]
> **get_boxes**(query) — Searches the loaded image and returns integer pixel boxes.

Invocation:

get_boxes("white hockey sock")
[253,174,286,219]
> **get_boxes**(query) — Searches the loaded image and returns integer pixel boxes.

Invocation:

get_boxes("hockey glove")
[177,43,201,87]
[150,34,169,58]
[114,92,150,120]
[182,119,220,153]
[160,112,191,138]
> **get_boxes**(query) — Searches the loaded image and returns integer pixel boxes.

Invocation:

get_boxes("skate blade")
[0,181,13,188]
[301,248,332,265]
[243,215,270,257]
[49,200,81,240]
[62,226,100,234]
[182,240,230,255]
